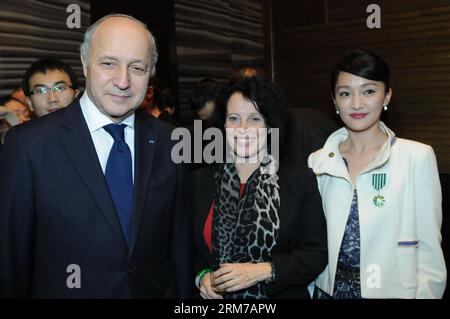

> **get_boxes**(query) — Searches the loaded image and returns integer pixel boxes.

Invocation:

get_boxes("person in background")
[22,58,80,118]
[0,103,21,145]
[157,87,180,127]
[139,78,179,126]
[189,78,219,125]
[0,96,31,124]
[11,87,27,105]
[281,107,338,166]
[139,77,160,116]
[227,66,268,86]
[308,49,446,298]
[12,87,34,118]
[191,76,327,299]
[11,87,33,115]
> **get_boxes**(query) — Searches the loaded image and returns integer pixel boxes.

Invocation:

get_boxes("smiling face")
[82,17,152,122]
[334,71,392,133]
[225,92,268,161]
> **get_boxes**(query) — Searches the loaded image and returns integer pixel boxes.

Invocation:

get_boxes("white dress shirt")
[79,92,135,182]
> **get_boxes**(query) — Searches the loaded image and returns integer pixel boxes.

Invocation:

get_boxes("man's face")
[27,69,79,117]
[82,17,152,123]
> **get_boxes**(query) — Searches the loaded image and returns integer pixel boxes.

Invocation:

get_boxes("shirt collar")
[312,121,396,177]
[79,92,135,133]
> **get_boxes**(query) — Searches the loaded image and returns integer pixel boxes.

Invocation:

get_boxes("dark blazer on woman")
[191,162,327,299]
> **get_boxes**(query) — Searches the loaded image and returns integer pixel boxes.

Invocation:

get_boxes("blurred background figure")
[227,66,268,86]
[0,96,31,124]
[158,87,180,126]
[186,78,221,171]
[11,87,29,106]
[189,78,219,125]
[139,77,180,126]
[11,87,34,118]
[281,107,338,166]
[0,100,22,145]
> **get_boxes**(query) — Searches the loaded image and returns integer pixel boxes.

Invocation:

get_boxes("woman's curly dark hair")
[215,76,290,152]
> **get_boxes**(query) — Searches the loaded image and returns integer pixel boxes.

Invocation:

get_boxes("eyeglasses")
[30,84,73,96]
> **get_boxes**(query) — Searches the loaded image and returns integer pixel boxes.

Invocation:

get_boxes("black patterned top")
[316,189,361,299]
[315,158,362,299]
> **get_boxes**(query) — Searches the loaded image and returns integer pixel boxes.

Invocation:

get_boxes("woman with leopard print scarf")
[191,76,328,299]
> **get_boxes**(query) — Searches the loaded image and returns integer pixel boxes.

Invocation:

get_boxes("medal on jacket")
[372,173,386,207]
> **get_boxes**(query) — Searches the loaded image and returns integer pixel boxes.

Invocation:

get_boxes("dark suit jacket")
[0,100,192,298]
[190,163,327,298]
[282,108,338,166]
[158,111,181,128]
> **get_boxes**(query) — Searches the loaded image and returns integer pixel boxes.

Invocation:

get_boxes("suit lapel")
[129,112,159,255]
[59,101,128,252]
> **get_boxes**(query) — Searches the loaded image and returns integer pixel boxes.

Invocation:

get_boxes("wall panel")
[0,0,90,97]
[175,0,266,122]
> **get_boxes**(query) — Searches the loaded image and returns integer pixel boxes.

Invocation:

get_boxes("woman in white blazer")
[308,50,446,298]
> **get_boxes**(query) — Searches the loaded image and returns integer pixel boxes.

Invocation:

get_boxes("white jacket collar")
[310,121,396,178]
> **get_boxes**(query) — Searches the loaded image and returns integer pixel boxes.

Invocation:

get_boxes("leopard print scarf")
[212,156,280,299]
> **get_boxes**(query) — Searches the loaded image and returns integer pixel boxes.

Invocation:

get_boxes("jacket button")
[328,152,335,158]
[128,265,136,273]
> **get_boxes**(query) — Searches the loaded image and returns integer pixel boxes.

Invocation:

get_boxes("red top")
[203,183,246,252]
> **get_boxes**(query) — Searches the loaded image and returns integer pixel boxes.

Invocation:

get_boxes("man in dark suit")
[0,14,192,298]
[281,108,338,166]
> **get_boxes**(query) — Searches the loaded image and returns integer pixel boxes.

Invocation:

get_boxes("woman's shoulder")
[393,137,435,159]
[307,147,325,169]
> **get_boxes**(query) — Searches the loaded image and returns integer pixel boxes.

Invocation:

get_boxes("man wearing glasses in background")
[22,58,80,118]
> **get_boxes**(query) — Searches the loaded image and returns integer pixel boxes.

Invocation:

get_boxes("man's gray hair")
[80,13,158,76]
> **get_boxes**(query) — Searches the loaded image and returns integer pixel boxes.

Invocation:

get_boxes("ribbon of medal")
[372,173,386,207]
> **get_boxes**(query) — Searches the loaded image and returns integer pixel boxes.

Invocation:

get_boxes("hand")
[212,262,272,293]
[199,272,224,299]
[0,106,20,126]
[0,106,10,118]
